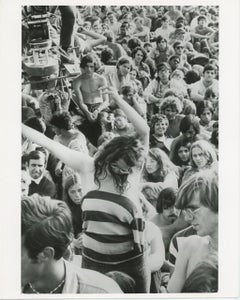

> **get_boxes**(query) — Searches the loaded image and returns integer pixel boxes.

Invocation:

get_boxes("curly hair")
[132,46,147,62]
[149,113,169,134]
[94,135,145,194]
[160,95,183,114]
[50,111,72,131]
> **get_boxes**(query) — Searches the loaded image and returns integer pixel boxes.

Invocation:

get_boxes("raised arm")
[101,87,150,151]
[22,124,94,174]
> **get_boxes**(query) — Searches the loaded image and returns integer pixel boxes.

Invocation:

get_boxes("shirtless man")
[73,53,109,122]
[73,54,109,145]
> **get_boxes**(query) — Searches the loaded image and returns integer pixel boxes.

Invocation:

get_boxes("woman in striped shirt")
[22,86,151,292]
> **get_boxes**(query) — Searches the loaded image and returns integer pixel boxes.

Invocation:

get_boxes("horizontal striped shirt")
[81,190,146,264]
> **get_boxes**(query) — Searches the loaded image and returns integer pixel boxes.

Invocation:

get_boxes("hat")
[157,62,171,71]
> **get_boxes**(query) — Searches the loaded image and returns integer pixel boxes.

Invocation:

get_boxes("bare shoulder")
[73,74,84,86]
[93,73,107,85]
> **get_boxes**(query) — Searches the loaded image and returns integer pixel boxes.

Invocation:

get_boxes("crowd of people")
[21,5,219,294]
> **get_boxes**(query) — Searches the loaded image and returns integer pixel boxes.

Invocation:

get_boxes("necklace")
[28,278,65,294]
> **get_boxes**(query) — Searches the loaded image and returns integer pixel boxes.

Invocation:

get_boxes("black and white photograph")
[0,1,239,298]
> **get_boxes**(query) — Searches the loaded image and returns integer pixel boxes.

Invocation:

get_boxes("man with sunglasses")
[173,41,191,70]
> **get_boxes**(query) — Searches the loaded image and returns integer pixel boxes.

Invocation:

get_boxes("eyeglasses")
[182,207,200,219]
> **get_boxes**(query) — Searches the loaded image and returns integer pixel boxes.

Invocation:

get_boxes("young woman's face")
[200,108,212,124]
[145,156,159,174]
[178,146,190,162]
[134,50,144,63]
[154,120,168,136]
[118,62,131,76]
[192,205,218,237]
[164,107,177,121]
[68,183,83,205]
[191,147,208,169]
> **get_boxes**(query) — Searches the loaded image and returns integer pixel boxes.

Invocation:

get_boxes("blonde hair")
[190,140,218,169]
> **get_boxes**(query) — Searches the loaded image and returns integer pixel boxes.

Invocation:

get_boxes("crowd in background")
[21,5,219,294]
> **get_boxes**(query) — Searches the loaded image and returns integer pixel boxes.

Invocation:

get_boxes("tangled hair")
[132,46,147,62]
[190,140,218,169]
[144,148,178,182]
[80,53,98,70]
[156,187,178,214]
[150,113,169,134]
[176,169,218,212]
[179,114,200,134]
[196,100,214,117]
[106,271,136,293]
[101,47,114,64]
[160,96,183,114]
[94,135,144,194]
[116,56,132,69]
[22,195,73,260]
[182,261,218,293]
[171,137,192,166]
[50,111,73,131]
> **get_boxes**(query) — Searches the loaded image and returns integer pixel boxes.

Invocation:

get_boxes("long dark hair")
[143,148,178,182]
[171,137,191,166]
[62,173,83,236]
[94,135,144,194]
